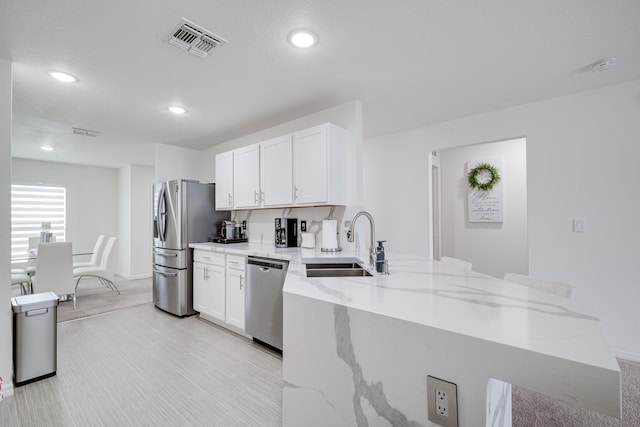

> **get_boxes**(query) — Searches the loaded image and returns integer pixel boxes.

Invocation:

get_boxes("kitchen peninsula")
[189,242,620,426]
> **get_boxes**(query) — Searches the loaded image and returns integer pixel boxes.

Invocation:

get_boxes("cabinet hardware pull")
[228,193,232,204]
[294,186,299,200]
[239,276,244,289]
[254,190,259,204]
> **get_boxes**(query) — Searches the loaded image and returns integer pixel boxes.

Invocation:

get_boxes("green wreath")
[467,163,501,191]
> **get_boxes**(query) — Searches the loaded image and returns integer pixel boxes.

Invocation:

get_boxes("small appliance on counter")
[212,220,248,243]
[275,218,297,248]
[321,219,341,252]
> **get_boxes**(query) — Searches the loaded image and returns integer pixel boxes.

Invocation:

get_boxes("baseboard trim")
[613,349,640,363]
[0,380,14,400]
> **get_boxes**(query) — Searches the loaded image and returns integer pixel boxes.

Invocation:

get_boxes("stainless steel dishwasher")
[245,256,289,352]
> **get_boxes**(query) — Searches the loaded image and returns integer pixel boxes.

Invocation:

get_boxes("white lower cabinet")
[225,255,246,331]
[193,251,226,321]
[193,250,246,333]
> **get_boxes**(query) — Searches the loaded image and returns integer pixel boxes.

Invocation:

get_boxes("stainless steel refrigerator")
[152,179,229,316]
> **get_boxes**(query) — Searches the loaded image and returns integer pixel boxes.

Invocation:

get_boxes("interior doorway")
[429,137,528,277]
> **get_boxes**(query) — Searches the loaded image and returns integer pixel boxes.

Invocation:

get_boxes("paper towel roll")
[322,220,339,250]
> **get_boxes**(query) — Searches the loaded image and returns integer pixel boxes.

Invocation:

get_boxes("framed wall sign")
[467,158,504,223]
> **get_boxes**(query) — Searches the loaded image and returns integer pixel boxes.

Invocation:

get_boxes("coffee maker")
[275,218,297,247]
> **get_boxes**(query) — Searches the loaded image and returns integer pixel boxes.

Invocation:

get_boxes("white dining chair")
[440,256,473,271]
[11,271,31,295]
[31,242,77,309]
[73,234,106,269]
[25,236,40,276]
[74,237,120,294]
[503,273,576,300]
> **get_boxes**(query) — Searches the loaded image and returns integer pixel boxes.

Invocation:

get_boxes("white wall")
[11,159,118,266]
[118,166,131,275]
[154,143,206,183]
[363,79,640,359]
[0,59,13,400]
[117,165,154,279]
[439,138,528,278]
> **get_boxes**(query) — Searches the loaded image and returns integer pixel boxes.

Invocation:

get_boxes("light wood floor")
[0,304,283,426]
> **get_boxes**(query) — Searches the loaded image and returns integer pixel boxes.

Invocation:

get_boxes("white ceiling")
[2,0,639,169]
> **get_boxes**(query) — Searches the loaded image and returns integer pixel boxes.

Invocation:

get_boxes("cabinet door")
[215,151,234,209]
[233,144,261,208]
[261,135,293,206]
[292,125,328,204]
[193,262,210,314]
[226,269,245,330]
[193,262,226,320]
[208,264,226,321]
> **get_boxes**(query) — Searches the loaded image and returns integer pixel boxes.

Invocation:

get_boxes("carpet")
[56,276,152,322]
[513,357,640,426]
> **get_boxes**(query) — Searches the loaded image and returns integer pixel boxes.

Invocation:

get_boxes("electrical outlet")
[427,376,458,427]
[436,389,448,417]
[301,220,307,232]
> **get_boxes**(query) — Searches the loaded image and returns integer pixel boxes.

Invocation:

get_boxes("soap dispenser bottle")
[376,240,386,273]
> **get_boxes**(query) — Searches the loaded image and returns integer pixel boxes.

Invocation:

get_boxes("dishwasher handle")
[247,257,288,270]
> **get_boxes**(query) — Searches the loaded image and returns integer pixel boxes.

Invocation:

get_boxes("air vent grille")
[72,127,100,137]
[168,18,227,59]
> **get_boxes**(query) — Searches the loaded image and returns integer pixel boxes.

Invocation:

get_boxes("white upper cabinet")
[215,151,234,209]
[233,144,261,208]
[292,123,346,206]
[214,123,347,210]
[261,135,293,207]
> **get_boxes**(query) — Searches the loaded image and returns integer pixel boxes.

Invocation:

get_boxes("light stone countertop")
[189,241,618,374]
[190,241,621,421]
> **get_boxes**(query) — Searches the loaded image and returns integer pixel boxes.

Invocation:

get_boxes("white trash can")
[11,292,59,386]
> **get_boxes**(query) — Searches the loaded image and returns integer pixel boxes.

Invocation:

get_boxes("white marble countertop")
[189,241,619,376]
[191,241,620,420]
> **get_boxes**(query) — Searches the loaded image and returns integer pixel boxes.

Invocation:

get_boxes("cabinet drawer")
[194,250,225,266]
[226,255,246,271]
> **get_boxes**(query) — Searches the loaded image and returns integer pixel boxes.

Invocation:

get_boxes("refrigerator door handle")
[157,186,166,242]
[153,268,177,277]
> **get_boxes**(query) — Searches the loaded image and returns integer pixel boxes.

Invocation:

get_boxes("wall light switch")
[573,219,585,233]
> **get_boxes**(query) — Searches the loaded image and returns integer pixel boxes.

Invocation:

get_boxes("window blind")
[11,184,66,259]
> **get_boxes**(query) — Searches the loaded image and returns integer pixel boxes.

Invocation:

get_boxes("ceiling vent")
[72,127,100,137]
[168,18,227,58]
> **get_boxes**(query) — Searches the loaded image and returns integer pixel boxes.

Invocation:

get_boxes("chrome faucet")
[346,211,376,267]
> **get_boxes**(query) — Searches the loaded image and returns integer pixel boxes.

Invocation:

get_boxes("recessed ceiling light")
[47,71,77,83]
[288,29,318,48]
[167,106,188,114]
[40,146,54,151]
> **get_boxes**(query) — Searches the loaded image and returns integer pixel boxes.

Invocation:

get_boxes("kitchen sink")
[305,262,373,278]
[305,262,362,269]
